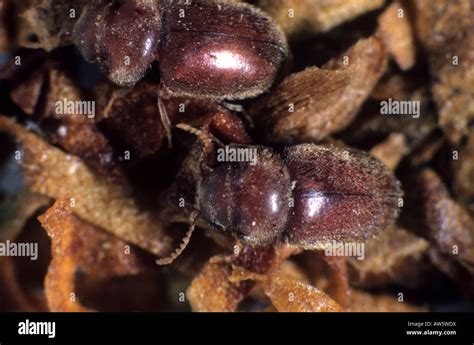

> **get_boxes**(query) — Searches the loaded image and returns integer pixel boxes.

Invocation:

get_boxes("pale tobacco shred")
[347,289,427,312]
[39,198,160,311]
[376,1,415,71]
[370,133,409,171]
[0,116,172,257]
[230,266,342,312]
[348,227,431,289]
[258,0,384,38]
[411,0,474,145]
[249,36,387,143]
[186,256,247,312]
[186,244,300,312]
[417,169,474,274]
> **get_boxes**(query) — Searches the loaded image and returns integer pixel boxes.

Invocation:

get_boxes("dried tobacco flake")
[249,37,387,143]
[417,169,474,273]
[258,0,384,38]
[370,133,409,171]
[376,1,415,71]
[348,227,431,289]
[0,116,172,256]
[39,199,160,311]
[411,0,474,144]
[230,266,342,312]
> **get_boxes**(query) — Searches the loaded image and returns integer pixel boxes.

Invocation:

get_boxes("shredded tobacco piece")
[411,0,474,144]
[376,1,415,71]
[348,227,431,289]
[186,256,247,312]
[186,244,300,311]
[370,133,409,171]
[258,0,384,37]
[0,116,172,256]
[39,198,160,311]
[230,266,342,312]
[250,37,387,143]
[417,169,474,273]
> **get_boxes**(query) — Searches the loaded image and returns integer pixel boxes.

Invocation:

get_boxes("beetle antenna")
[156,211,200,266]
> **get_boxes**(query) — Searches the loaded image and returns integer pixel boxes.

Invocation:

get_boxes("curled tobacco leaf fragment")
[249,37,387,143]
[376,1,415,71]
[230,266,342,312]
[258,0,384,38]
[186,244,297,311]
[411,0,474,144]
[417,169,474,273]
[39,199,161,311]
[348,227,431,289]
[0,116,172,256]
[186,256,247,312]
[370,133,409,171]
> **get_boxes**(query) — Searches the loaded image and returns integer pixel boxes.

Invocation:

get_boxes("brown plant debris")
[230,266,342,312]
[348,227,431,289]
[39,198,160,311]
[186,244,300,311]
[370,133,409,171]
[249,37,387,143]
[258,0,384,38]
[2,0,86,52]
[417,169,474,274]
[0,116,172,257]
[411,0,474,144]
[376,1,415,71]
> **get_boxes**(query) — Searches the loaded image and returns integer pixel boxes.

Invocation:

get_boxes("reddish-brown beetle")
[73,0,289,99]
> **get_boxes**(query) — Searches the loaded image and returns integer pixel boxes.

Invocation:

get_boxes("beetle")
[157,128,402,264]
[73,0,289,99]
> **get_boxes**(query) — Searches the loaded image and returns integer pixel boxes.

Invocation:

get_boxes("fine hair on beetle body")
[157,126,402,265]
